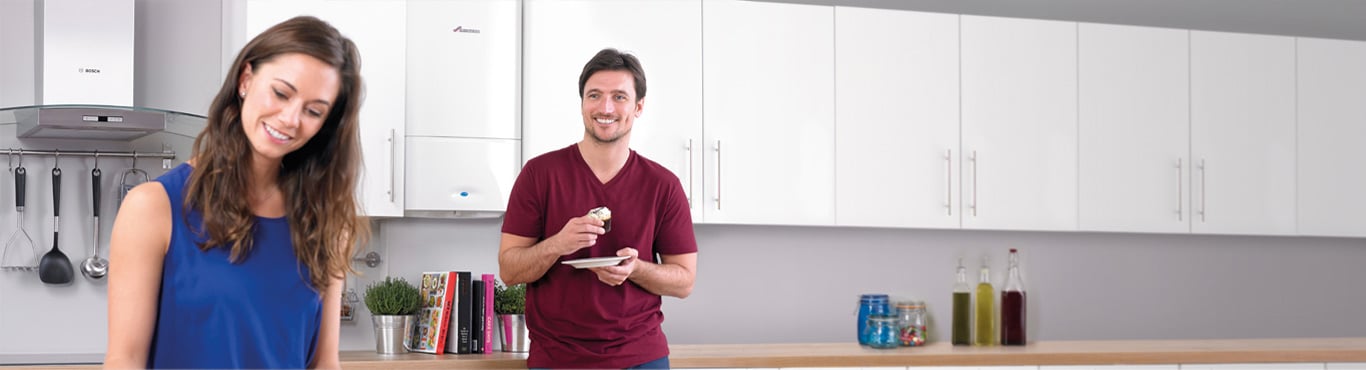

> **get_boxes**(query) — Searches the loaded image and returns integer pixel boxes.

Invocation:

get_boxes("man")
[498,48,698,369]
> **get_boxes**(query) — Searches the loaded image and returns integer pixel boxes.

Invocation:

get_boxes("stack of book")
[410,271,497,354]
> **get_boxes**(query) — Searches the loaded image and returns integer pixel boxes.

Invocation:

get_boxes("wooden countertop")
[8,338,1366,369]
[334,338,1366,369]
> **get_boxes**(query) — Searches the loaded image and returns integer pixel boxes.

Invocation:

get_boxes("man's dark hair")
[578,48,646,101]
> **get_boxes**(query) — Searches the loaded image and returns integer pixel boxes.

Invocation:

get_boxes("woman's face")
[237,52,341,161]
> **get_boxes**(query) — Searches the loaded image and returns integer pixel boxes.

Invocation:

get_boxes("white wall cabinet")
[1078,23,1190,233]
[1296,37,1366,237]
[1190,31,1296,235]
[245,0,407,217]
[522,0,703,219]
[833,7,960,229]
[701,0,835,226]
[960,16,1078,231]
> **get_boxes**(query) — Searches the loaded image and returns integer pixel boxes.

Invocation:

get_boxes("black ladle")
[39,167,71,285]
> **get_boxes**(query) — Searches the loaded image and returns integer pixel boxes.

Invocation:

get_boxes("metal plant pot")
[497,314,530,353]
[372,314,414,354]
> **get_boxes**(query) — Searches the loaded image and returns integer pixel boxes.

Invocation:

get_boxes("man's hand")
[588,247,639,286]
[546,215,606,256]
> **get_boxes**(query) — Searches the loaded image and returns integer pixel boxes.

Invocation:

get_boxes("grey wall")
[354,218,1366,347]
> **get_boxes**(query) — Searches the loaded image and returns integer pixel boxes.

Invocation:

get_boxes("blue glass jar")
[856,294,889,345]
[862,315,901,349]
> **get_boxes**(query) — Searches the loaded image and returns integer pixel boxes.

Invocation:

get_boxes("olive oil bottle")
[952,259,972,345]
[973,257,995,346]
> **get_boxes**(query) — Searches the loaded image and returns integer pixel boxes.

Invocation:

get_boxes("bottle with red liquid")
[1000,248,1027,345]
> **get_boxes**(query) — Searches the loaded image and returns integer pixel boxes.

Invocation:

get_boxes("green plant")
[494,280,526,315]
[364,277,420,316]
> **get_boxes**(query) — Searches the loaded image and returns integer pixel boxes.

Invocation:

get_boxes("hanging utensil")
[117,153,149,214]
[81,153,108,280]
[1,151,38,272]
[39,161,73,285]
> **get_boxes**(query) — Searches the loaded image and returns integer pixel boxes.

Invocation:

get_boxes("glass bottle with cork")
[973,255,995,346]
[1000,248,1027,345]
[951,258,971,345]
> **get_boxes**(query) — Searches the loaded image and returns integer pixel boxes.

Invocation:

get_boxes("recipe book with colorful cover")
[482,273,495,353]
[411,271,457,354]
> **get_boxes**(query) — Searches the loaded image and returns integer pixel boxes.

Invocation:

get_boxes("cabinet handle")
[945,149,952,216]
[1198,159,1206,222]
[714,140,722,210]
[388,129,396,203]
[969,150,977,217]
[686,139,694,206]
[1177,158,1183,221]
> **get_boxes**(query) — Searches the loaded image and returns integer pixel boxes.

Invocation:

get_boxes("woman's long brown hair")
[187,16,370,291]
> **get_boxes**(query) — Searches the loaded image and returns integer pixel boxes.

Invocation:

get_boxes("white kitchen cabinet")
[960,16,1077,231]
[404,137,520,217]
[245,0,407,217]
[702,0,835,225]
[522,0,703,219]
[1078,23,1190,233]
[1190,31,1296,235]
[405,0,520,140]
[833,7,959,229]
[1297,37,1366,237]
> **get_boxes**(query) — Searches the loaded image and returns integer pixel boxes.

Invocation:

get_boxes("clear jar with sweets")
[895,301,927,346]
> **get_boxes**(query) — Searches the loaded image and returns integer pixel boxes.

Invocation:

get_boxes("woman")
[104,16,368,369]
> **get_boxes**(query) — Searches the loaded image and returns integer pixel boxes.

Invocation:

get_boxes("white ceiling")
[765,0,1366,41]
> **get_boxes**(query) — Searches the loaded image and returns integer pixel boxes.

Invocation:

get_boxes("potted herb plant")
[364,277,420,354]
[494,281,529,352]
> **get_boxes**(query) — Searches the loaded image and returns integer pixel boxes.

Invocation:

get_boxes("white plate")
[561,256,629,269]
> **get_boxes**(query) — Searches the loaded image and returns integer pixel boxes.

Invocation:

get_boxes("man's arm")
[628,252,696,298]
[498,215,606,285]
[592,248,696,298]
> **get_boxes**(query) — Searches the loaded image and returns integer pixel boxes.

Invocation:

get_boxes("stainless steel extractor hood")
[3,0,205,141]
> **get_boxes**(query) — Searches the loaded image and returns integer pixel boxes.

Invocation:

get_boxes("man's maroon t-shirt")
[502,144,698,368]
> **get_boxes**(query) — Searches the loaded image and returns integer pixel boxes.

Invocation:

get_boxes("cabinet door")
[1078,23,1190,233]
[405,0,520,140]
[961,16,1077,231]
[246,0,407,217]
[702,0,835,226]
[1297,37,1366,237]
[1190,31,1296,235]
[523,0,703,220]
[834,7,959,228]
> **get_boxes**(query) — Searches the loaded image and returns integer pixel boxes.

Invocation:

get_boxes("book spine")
[456,271,473,353]
[482,273,495,354]
[433,272,456,352]
[471,279,484,353]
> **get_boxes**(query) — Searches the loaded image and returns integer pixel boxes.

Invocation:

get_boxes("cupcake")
[588,206,612,232]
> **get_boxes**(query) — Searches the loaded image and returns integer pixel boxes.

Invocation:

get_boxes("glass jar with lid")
[862,314,900,349]
[895,301,927,346]
[856,294,889,345]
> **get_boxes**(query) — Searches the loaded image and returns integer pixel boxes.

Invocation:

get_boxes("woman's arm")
[103,183,173,369]
[309,276,345,369]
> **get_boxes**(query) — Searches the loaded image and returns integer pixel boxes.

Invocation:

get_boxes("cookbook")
[411,271,458,353]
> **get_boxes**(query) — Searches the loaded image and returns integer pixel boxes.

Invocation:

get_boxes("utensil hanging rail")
[2,149,176,160]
